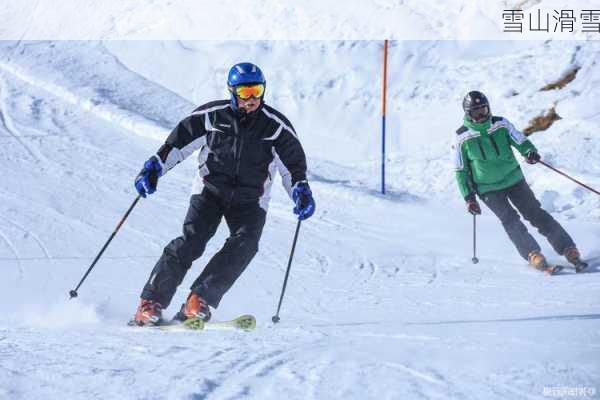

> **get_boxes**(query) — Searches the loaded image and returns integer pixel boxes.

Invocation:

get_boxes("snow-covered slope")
[0,40,599,399]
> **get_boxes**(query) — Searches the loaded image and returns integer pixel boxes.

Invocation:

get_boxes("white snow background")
[0,39,599,399]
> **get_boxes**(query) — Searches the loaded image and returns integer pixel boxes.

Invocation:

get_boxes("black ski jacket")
[155,100,307,206]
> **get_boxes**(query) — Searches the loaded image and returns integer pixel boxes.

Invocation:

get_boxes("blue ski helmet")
[227,62,266,109]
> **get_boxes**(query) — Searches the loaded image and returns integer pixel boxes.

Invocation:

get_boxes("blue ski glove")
[135,156,163,198]
[292,181,315,221]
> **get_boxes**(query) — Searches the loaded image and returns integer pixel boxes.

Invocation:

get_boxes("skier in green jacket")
[453,91,585,273]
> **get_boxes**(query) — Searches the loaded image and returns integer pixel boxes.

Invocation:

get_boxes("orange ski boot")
[528,250,559,275]
[174,293,212,322]
[132,299,163,326]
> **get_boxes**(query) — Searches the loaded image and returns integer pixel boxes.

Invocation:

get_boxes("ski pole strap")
[539,160,600,196]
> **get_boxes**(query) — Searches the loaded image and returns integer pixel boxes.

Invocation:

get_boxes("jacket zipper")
[231,118,245,200]
[476,139,487,160]
[235,134,245,180]
[489,134,500,156]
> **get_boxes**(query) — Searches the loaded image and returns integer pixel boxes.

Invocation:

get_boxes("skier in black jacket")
[132,62,315,326]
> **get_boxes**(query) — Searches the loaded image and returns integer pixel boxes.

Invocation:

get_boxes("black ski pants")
[141,188,266,308]
[480,179,575,260]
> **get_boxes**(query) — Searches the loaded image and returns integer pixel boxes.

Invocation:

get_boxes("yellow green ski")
[151,314,256,332]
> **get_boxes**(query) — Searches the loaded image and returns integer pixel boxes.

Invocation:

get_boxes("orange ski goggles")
[231,83,265,100]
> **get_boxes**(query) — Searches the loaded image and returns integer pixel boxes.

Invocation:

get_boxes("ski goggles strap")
[232,83,265,100]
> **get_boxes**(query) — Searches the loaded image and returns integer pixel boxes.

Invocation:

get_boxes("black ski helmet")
[463,91,491,123]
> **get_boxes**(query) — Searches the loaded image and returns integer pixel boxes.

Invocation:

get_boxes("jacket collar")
[463,115,491,132]
[232,101,265,121]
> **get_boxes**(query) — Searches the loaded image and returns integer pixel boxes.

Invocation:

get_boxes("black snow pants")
[141,188,266,308]
[480,179,575,260]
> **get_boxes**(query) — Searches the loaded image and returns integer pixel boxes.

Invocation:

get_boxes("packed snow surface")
[0,40,599,399]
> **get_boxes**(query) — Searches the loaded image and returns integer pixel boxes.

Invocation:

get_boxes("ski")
[543,264,565,275]
[575,261,590,273]
[530,263,565,275]
[562,260,590,273]
[546,259,593,274]
[129,314,256,331]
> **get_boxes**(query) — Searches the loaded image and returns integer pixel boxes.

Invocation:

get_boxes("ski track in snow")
[0,40,599,399]
[0,228,24,281]
[0,215,51,259]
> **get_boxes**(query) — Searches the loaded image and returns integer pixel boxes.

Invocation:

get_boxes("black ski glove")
[526,151,541,164]
[465,193,481,215]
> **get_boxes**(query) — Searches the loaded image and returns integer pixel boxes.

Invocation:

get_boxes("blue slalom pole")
[381,115,386,194]
[381,39,389,195]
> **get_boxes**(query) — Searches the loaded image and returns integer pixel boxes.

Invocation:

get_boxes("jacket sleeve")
[274,155,294,199]
[453,140,474,200]
[502,117,536,156]
[153,113,207,176]
[273,124,307,188]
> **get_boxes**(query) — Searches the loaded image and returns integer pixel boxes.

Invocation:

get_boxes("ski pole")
[272,219,302,323]
[69,195,141,299]
[539,160,600,196]
[472,214,479,264]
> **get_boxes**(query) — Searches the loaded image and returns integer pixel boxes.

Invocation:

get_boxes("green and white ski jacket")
[453,115,536,199]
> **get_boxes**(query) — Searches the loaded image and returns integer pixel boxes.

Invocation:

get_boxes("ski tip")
[234,314,257,331]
